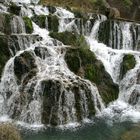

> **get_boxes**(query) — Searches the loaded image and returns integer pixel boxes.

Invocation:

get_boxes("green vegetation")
[49,31,89,49]
[0,123,21,140]
[120,54,136,79]
[65,46,119,105]
[50,31,118,105]
[47,15,59,32]
[23,17,33,34]
[122,0,133,7]
[32,14,59,31]
[32,15,47,28]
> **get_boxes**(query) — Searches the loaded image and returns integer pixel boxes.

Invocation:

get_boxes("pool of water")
[23,119,140,140]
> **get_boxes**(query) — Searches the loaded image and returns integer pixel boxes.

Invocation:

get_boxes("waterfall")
[11,16,26,34]
[0,1,106,128]
[0,0,140,129]
[98,20,140,51]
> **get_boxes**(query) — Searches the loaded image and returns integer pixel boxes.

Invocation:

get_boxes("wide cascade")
[0,0,140,129]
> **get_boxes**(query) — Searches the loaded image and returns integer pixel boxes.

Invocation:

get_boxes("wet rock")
[8,3,21,15]
[0,14,12,34]
[32,15,47,28]
[0,35,11,78]
[41,79,96,126]
[98,20,140,50]
[47,6,56,14]
[65,47,119,105]
[120,54,136,80]
[47,15,59,32]
[14,51,37,84]
[34,47,51,59]
[128,89,140,105]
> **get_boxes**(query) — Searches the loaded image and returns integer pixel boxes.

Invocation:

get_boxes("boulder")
[65,47,119,105]
[119,54,136,80]
[0,35,11,78]
[14,51,38,84]
[105,7,120,19]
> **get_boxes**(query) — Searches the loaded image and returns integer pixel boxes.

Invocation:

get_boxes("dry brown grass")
[0,123,22,140]
[40,0,97,12]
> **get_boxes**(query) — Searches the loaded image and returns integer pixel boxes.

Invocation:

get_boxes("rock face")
[0,35,11,78]
[14,51,38,84]
[106,0,140,21]
[65,47,119,105]
[41,79,97,126]
[0,14,12,34]
[119,54,136,80]
[105,7,120,19]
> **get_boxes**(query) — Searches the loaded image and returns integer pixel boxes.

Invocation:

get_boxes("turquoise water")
[23,119,140,140]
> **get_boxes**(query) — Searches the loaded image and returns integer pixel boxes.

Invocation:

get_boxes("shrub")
[0,123,21,140]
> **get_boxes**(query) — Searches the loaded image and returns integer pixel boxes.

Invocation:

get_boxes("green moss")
[47,15,59,32]
[65,50,80,73]
[49,31,89,49]
[32,15,47,28]
[120,54,136,79]
[23,17,33,34]
[65,47,119,105]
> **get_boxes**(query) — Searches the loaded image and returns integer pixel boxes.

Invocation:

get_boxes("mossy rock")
[8,3,21,15]
[47,15,59,32]
[41,79,96,126]
[14,51,37,84]
[120,54,136,79]
[0,35,11,78]
[32,15,47,28]
[41,80,61,126]
[49,31,89,49]
[47,6,56,14]
[0,14,13,34]
[23,17,33,34]
[0,123,21,140]
[65,47,119,105]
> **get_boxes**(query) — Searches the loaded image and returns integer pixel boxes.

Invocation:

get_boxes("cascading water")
[0,0,106,129]
[0,0,140,130]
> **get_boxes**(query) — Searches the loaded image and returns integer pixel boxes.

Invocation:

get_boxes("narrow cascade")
[0,0,140,129]
[11,16,26,34]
